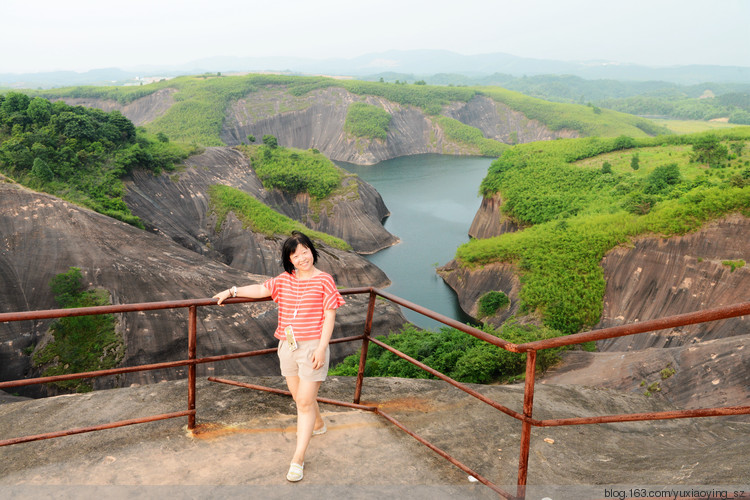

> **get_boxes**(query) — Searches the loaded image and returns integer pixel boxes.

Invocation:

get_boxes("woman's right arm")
[214,284,271,305]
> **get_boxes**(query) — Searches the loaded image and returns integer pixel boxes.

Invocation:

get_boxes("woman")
[214,231,345,482]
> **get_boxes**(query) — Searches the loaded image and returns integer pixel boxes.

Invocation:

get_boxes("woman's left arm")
[311,309,336,370]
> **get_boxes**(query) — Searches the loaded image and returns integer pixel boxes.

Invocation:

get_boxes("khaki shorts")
[277,339,329,382]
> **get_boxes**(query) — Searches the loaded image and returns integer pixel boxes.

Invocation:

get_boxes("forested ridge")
[0,92,196,226]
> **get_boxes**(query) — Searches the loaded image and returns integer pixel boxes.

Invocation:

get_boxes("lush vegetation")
[458,128,750,334]
[344,102,392,141]
[238,142,344,200]
[0,92,196,226]
[478,87,670,138]
[329,321,562,384]
[32,267,122,393]
[420,73,750,126]
[598,93,750,125]
[477,291,510,318]
[208,184,350,250]
[435,116,509,157]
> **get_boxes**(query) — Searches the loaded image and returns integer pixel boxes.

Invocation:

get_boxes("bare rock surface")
[468,192,520,240]
[444,96,579,144]
[223,89,578,165]
[57,88,177,126]
[541,215,750,409]
[0,376,747,496]
[123,146,398,257]
[437,261,521,326]
[596,215,750,351]
[0,181,407,397]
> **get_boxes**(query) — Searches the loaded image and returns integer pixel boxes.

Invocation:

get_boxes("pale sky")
[3,0,749,74]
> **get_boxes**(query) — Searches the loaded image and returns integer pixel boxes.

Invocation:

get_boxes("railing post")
[187,305,197,430]
[516,349,537,500]
[354,290,377,404]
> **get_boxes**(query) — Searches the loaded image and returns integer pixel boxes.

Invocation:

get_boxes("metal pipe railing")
[1,289,749,499]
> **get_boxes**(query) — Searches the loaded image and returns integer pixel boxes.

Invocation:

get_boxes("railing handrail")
[1,289,749,498]
[0,287,375,323]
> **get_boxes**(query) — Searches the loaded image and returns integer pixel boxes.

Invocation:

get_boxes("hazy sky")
[3,0,749,73]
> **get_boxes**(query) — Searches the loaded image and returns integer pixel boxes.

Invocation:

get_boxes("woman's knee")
[295,395,317,412]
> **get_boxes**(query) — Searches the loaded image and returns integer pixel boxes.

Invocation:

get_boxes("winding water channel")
[338,154,493,330]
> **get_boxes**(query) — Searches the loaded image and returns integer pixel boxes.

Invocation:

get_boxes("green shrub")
[344,102,391,141]
[722,259,746,272]
[32,268,122,392]
[329,320,563,384]
[239,144,343,200]
[477,291,510,318]
[435,116,508,157]
[208,184,350,250]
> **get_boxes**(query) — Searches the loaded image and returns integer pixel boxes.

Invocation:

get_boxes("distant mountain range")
[3,49,750,89]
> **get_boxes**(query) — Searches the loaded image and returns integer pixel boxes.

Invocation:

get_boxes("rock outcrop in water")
[0,180,407,397]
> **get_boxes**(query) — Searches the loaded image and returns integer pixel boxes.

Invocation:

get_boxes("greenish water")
[339,155,492,330]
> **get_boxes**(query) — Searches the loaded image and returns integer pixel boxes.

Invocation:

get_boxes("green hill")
[22,74,670,148]
[457,128,750,335]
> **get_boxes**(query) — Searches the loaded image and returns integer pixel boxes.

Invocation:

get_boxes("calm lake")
[339,154,492,330]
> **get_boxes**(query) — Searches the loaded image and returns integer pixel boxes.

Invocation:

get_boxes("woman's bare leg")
[286,377,323,465]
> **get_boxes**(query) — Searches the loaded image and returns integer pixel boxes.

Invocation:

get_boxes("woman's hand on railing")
[213,289,232,306]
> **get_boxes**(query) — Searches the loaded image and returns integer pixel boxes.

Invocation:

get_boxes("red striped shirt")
[264,271,345,341]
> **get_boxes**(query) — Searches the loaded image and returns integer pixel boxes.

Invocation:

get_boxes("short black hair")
[281,231,319,274]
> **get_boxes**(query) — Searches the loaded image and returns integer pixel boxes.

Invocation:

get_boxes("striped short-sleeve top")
[264,271,345,341]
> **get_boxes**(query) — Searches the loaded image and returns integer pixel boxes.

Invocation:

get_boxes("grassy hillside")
[21,73,669,148]
[458,128,750,335]
[208,184,350,250]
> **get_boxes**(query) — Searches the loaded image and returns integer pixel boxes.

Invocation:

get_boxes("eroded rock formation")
[60,86,578,165]
[223,89,578,164]
[468,192,520,240]
[441,210,750,409]
[123,147,399,258]
[437,261,521,325]
[444,96,579,144]
[0,181,407,397]
[56,88,177,126]
[541,215,750,409]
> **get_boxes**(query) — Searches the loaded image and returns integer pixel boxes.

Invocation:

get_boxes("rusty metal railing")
[1,289,749,499]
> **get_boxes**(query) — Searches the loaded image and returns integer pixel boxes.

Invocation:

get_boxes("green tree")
[644,163,681,195]
[247,134,256,143]
[601,161,613,174]
[262,134,278,149]
[631,152,640,171]
[27,97,52,125]
[31,157,54,182]
[49,267,85,308]
[691,135,729,167]
[1,92,30,114]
